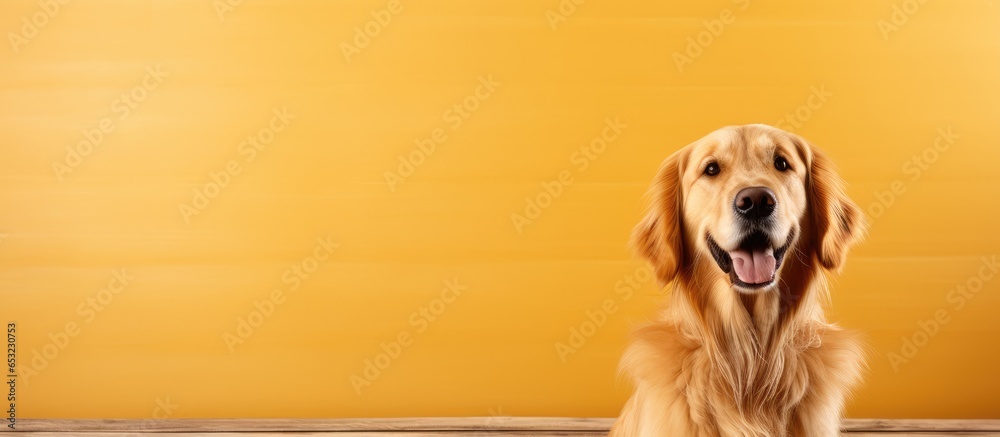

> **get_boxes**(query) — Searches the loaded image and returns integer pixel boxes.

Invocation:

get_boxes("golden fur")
[611,125,866,437]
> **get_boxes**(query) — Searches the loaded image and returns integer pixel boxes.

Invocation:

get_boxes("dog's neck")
[670,239,826,411]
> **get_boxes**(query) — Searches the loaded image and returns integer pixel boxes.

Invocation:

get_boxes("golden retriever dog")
[611,124,866,437]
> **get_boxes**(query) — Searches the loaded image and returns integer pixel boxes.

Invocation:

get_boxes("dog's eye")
[704,162,720,176]
[774,156,790,172]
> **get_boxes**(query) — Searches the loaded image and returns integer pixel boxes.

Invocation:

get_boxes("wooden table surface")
[10,417,1000,436]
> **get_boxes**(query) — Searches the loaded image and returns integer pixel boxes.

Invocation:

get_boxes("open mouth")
[707,230,795,290]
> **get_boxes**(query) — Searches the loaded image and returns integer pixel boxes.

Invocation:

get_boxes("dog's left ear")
[807,144,867,271]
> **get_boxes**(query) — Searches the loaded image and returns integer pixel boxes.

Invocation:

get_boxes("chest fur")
[679,331,819,435]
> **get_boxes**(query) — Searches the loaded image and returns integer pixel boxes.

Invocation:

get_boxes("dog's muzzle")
[707,230,795,290]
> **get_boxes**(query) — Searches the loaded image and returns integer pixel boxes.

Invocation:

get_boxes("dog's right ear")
[631,151,686,287]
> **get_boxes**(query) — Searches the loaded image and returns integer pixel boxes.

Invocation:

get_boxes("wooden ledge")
[10,417,1000,434]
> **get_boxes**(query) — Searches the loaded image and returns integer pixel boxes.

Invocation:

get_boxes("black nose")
[734,186,776,220]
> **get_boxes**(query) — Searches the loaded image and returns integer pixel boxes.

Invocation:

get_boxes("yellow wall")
[1,0,999,420]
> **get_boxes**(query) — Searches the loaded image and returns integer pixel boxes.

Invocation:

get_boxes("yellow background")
[2,0,999,420]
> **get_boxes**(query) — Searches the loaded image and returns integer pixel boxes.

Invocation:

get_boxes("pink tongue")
[729,248,776,284]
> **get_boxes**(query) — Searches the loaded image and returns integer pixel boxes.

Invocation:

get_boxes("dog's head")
[633,124,865,294]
